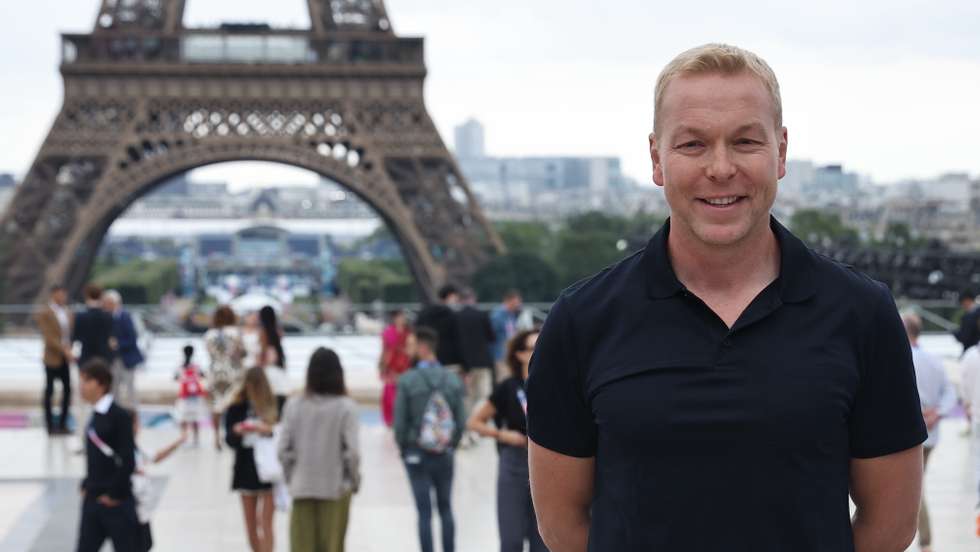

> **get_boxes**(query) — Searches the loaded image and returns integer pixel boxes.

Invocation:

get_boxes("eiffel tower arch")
[0,0,503,305]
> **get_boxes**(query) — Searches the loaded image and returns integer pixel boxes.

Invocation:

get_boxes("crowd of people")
[35,280,541,551]
[31,262,980,552]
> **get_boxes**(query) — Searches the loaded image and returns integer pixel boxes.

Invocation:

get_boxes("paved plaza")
[0,407,976,551]
[0,334,977,550]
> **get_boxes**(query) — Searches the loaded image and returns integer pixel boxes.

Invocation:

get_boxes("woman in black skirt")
[225,366,279,552]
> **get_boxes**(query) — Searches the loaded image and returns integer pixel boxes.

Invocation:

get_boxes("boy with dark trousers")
[76,358,139,552]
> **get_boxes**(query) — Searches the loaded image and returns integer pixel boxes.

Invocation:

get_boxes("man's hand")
[922,407,940,430]
[96,495,121,508]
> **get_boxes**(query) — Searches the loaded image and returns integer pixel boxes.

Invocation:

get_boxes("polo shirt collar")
[643,215,816,303]
[94,394,114,414]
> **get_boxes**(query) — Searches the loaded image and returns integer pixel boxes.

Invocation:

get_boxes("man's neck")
[668,220,779,296]
[418,355,437,365]
[85,300,101,309]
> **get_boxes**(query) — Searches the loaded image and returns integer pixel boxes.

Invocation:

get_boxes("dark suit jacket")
[955,306,980,354]
[73,306,114,367]
[455,305,495,372]
[112,310,144,369]
[416,304,463,366]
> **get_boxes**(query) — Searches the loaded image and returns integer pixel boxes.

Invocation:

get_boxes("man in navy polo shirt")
[526,43,926,552]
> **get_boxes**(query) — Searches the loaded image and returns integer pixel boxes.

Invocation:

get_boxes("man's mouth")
[699,196,745,207]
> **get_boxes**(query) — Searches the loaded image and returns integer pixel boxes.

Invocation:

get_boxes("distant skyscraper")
[454,118,485,159]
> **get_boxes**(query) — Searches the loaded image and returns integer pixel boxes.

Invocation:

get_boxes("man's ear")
[650,133,664,187]
[777,126,788,180]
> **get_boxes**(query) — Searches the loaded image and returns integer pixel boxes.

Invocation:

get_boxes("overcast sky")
[2,0,979,190]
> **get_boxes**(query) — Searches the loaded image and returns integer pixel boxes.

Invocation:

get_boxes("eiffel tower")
[0,0,503,304]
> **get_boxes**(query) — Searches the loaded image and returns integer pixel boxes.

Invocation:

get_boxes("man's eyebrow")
[671,125,705,137]
[732,122,767,135]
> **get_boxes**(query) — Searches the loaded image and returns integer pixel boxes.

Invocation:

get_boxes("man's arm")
[850,445,922,552]
[108,409,137,501]
[529,439,594,552]
[392,377,410,451]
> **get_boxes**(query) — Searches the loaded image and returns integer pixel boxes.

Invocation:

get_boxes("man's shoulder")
[106,402,133,423]
[806,249,892,304]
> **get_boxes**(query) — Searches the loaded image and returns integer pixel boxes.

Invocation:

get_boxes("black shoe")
[53,427,71,436]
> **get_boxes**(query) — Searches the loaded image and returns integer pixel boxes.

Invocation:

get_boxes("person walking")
[104,290,144,411]
[416,284,464,372]
[76,358,139,552]
[72,283,114,369]
[204,305,246,450]
[394,327,466,552]
[379,309,412,427]
[278,347,361,552]
[902,312,956,552]
[174,345,208,446]
[225,367,279,552]
[467,328,546,552]
[960,344,980,537]
[955,288,980,356]
[257,305,289,415]
[490,290,522,380]
[455,289,495,445]
[71,284,114,447]
[35,284,74,435]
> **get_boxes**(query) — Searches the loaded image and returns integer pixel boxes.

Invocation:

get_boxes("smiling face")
[651,70,787,249]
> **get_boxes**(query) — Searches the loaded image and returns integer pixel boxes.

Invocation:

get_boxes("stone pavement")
[0,408,977,551]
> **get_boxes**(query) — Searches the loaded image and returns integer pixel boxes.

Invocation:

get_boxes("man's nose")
[705,145,737,181]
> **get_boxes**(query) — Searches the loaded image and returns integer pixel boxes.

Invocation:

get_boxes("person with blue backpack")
[393,326,467,552]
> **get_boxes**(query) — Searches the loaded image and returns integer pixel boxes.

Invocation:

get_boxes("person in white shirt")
[902,312,957,552]
[959,344,980,537]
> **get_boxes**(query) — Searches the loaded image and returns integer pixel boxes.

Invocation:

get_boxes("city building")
[453,118,486,159]
[452,118,663,218]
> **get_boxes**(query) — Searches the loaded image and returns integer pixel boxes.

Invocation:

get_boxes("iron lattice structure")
[0,0,503,304]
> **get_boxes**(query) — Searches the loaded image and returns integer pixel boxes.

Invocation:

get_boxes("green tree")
[872,222,926,250]
[335,258,418,303]
[789,209,859,247]
[495,221,557,258]
[472,252,560,303]
[93,259,180,304]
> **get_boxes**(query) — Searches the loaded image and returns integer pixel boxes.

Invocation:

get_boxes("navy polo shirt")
[526,217,926,552]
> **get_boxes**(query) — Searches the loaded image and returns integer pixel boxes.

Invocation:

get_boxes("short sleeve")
[849,284,927,458]
[526,296,597,457]
[488,381,506,411]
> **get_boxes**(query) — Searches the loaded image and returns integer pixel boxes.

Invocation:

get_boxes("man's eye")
[677,141,702,149]
[736,139,761,145]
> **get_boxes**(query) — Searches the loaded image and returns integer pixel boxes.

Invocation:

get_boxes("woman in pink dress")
[379,310,412,427]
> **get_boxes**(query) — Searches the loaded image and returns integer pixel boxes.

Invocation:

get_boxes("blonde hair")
[231,366,278,425]
[901,311,923,340]
[653,43,782,132]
